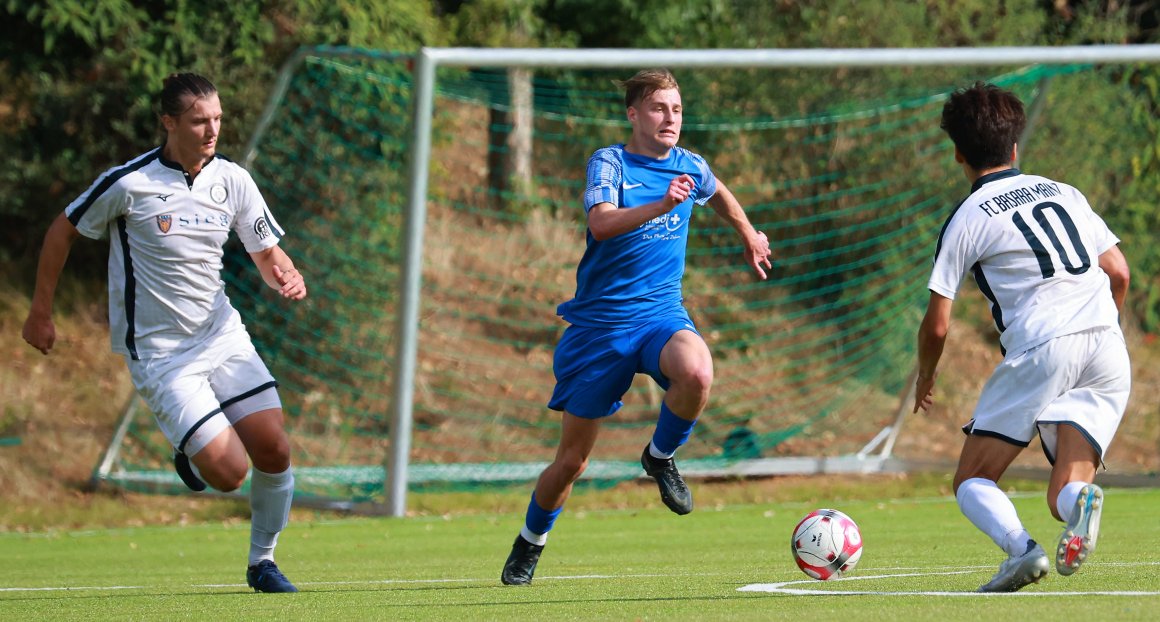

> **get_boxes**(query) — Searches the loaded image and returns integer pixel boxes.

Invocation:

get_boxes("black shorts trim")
[1035,420,1105,467]
[961,420,1031,447]
[219,381,279,409]
[177,408,224,454]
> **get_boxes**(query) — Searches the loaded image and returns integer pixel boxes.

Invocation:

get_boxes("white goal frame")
[388,44,1160,516]
[95,45,1160,515]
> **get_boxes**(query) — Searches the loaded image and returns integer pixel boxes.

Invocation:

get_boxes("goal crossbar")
[389,45,1160,516]
[424,44,1160,68]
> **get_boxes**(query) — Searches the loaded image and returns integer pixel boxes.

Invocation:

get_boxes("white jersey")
[65,148,284,359]
[928,169,1121,357]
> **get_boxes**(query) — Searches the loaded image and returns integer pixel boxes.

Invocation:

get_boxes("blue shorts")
[547,312,700,419]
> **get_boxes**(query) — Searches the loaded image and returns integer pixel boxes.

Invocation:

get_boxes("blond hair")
[618,69,679,108]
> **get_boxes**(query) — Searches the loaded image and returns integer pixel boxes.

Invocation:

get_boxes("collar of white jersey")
[970,167,1021,194]
[156,145,218,175]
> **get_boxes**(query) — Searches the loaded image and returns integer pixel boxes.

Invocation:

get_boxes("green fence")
[96,48,1106,507]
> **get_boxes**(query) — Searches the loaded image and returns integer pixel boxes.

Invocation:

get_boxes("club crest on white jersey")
[63,148,286,359]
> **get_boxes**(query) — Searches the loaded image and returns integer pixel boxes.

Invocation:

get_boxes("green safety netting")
[96,48,1096,506]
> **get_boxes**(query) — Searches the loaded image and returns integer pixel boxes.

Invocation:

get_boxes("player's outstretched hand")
[912,372,937,414]
[273,265,307,301]
[746,231,773,280]
[22,313,56,355]
[665,174,694,208]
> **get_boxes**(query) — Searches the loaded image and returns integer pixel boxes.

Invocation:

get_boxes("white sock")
[249,466,294,566]
[1055,481,1088,523]
[956,477,1031,557]
[519,526,548,546]
[648,441,674,460]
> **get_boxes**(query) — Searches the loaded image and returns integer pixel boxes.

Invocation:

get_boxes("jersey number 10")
[1012,201,1091,279]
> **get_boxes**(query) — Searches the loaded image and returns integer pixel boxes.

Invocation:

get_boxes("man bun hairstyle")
[618,68,680,109]
[160,72,218,117]
[940,81,1026,170]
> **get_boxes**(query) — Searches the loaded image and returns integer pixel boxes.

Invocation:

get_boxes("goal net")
[93,46,1153,511]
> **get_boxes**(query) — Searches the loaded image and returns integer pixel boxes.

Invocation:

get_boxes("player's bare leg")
[502,413,601,585]
[1048,424,1102,576]
[641,330,712,515]
[954,435,1049,592]
[189,428,250,492]
[533,413,602,510]
[952,434,1024,491]
[234,409,298,593]
[235,408,292,474]
[658,330,713,417]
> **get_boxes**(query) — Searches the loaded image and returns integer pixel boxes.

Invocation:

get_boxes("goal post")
[391,44,1160,516]
[93,45,1160,517]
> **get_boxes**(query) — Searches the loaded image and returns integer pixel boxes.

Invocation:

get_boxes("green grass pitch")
[2,485,1159,621]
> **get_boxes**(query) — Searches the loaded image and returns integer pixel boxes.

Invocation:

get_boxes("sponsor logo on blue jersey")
[640,211,687,240]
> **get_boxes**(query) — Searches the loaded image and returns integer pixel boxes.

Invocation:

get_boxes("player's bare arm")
[250,245,307,301]
[1098,245,1130,313]
[913,292,952,413]
[587,174,694,241]
[22,213,81,355]
[706,178,772,280]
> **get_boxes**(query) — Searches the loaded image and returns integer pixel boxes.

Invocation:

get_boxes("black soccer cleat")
[247,560,299,593]
[641,446,694,515]
[173,451,207,492]
[501,535,545,586]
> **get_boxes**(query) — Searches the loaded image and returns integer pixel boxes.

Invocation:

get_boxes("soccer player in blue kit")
[501,69,772,585]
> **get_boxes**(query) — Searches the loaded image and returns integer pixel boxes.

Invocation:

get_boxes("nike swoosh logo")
[157,193,175,202]
[623,182,644,190]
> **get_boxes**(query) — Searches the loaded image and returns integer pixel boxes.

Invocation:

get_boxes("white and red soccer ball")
[790,508,863,580]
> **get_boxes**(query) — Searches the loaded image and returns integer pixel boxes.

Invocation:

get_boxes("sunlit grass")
[1,485,1158,621]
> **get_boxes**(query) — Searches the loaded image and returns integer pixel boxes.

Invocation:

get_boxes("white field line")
[0,572,676,593]
[4,563,1158,594]
[739,566,1160,596]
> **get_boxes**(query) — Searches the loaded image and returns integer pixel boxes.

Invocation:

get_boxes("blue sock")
[522,492,562,544]
[650,402,697,458]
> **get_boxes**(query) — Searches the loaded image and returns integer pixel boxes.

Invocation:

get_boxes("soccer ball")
[790,508,863,580]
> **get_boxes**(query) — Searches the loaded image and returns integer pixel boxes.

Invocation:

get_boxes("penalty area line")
[738,570,1160,596]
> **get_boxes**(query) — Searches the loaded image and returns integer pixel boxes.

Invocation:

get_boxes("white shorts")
[964,326,1130,463]
[127,326,282,457]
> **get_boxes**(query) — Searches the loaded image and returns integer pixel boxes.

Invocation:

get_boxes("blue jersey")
[557,144,717,327]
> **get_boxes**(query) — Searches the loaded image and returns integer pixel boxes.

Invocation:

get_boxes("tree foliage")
[1117,65,1160,329]
[3,0,1160,328]
[0,0,441,274]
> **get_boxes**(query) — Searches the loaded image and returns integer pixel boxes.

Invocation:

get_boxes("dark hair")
[159,73,217,117]
[618,68,680,108]
[940,82,1026,170]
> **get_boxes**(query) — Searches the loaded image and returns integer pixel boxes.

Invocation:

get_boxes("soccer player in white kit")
[22,73,306,593]
[913,82,1131,593]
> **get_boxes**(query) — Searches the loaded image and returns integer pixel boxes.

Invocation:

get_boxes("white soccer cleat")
[977,541,1050,593]
[1056,483,1103,576]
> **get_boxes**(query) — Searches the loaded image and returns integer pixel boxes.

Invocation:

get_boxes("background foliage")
[3,0,1160,328]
